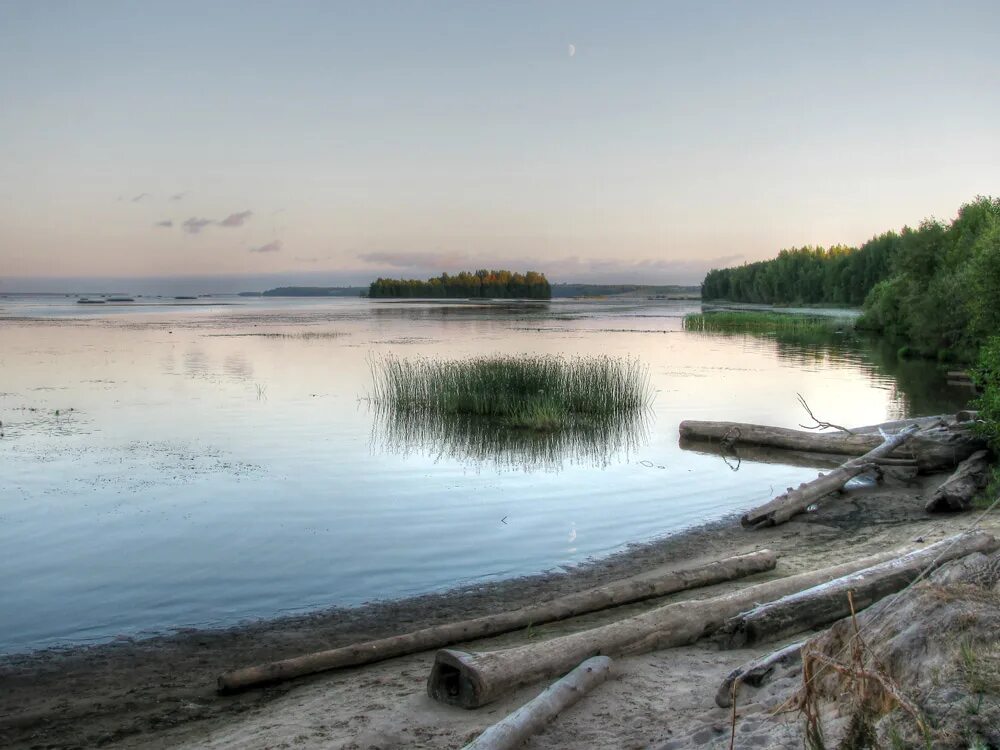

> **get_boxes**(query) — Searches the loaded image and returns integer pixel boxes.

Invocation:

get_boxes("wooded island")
[368,270,551,299]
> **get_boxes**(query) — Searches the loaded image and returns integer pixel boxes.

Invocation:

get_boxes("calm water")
[0,296,967,652]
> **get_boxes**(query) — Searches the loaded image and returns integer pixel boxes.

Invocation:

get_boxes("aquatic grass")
[368,353,652,469]
[369,353,650,430]
[207,331,346,339]
[683,311,854,336]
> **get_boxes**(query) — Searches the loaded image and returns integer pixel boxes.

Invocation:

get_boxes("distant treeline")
[701,239,896,306]
[368,270,551,299]
[261,286,367,297]
[551,284,701,298]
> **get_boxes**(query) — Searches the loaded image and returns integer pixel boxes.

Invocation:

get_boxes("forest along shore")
[3,410,998,749]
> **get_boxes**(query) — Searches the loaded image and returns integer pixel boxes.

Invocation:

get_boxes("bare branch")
[796,393,853,433]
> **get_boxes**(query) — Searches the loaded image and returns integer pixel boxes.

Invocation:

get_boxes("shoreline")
[0,510,743,660]
[5,472,996,749]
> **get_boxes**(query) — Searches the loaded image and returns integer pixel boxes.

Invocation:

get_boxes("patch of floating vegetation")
[205,331,346,339]
[368,353,652,469]
[683,311,854,336]
[1,406,88,439]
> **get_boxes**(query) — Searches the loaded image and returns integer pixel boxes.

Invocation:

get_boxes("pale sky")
[1,0,998,287]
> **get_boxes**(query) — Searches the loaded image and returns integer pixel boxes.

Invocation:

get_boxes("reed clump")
[684,311,853,336]
[369,353,650,432]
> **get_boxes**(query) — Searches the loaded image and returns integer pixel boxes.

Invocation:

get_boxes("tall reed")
[369,353,650,431]
[683,311,852,336]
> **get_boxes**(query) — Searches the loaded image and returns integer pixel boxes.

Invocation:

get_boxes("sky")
[1,0,998,290]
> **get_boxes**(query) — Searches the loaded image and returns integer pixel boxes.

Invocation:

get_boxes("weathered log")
[461,656,613,750]
[738,426,919,528]
[216,550,776,693]
[847,414,953,435]
[925,450,992,513]
[678,418,983,472]
[712,531,998,649]
[426,545,920,708]
[715,640,805,708]
[679,437,920,475]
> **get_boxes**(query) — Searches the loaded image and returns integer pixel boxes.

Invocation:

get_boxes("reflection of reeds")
[372,404,651,471]
[369,354,652,470]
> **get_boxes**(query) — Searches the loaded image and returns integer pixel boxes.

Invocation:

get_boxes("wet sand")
[3,472,997,749]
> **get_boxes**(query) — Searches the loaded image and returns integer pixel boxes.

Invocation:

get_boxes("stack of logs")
[678,411,989,526]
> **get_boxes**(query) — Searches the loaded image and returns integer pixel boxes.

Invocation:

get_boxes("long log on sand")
[461,656,613,750]
[925,450,992,513]
[738,425,919,528]
[712,531,997,649]
[217,550,776,693]
[678,417,983,472]
[715,640,804,708]
[426,544,932,708]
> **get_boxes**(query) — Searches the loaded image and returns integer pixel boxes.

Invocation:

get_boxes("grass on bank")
[369,353,650,431]
[683,311,854,336]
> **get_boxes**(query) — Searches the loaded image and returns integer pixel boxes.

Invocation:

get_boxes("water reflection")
[678,437,845,471]
[371,405,652,472]
[692,327,970,419]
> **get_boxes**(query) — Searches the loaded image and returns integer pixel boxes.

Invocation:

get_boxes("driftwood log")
[427,546,916,708]
[738,426,919,528]
[461,656,613,750]
[217,550,776,692]
[712,531,998,649]
[715,640,805,708]
[925,450,992,513]
[678,415,984,472]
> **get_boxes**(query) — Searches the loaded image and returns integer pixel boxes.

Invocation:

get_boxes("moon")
[568,43,576,57]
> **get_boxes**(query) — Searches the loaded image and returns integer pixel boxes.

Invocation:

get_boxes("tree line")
[701,239,896,307]
[702,196,1000,361]
[368,270,551,299]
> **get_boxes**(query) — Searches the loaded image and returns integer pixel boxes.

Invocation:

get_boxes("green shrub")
[972,336,1000,452]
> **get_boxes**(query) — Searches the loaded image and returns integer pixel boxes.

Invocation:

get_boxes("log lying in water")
[711,531,997,649]
[461,656,613,750]
[715,640,805,708]
[678,416,983,472]
[679,437,921,480]
[217,550,776,693]
[426,546,913,708]
[925,450,992,513]
[739,426,918,528]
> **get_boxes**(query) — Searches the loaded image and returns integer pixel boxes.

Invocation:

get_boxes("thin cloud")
[154,219,174,228]
[249,240,282,253]
[182,217,214,234]
[219,210,252,227]
[358,250,469,269]
[132,193,149,203]
[170,192,187,201]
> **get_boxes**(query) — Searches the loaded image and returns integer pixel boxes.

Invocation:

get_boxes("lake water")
[0,295,967,653]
